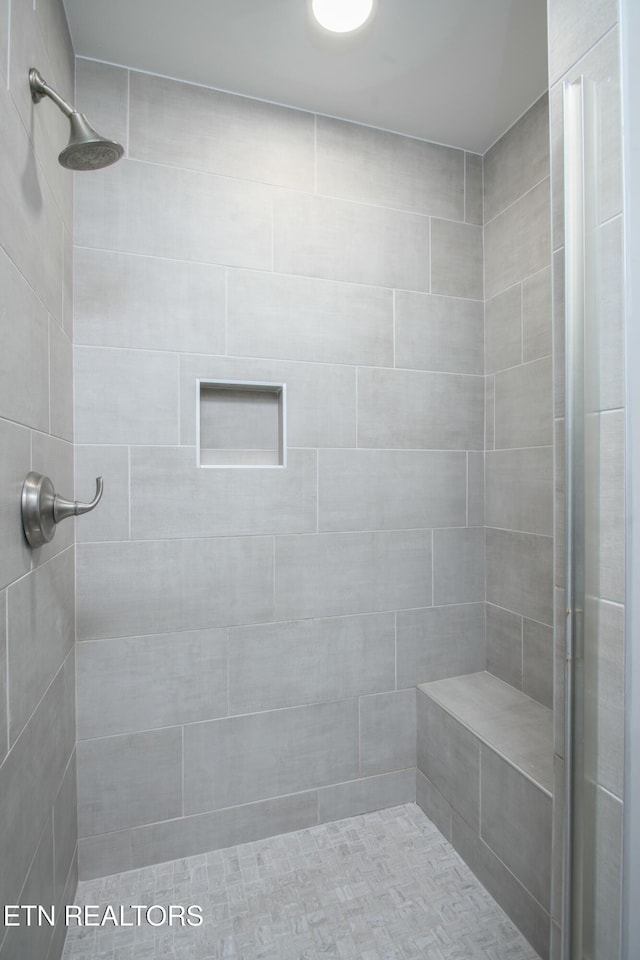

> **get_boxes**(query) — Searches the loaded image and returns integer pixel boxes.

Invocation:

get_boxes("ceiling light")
[311,0,374,33]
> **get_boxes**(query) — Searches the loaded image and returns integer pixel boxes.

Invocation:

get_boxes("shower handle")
[21,472,103,548]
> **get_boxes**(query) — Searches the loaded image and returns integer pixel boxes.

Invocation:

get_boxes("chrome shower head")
[29,68,124,171]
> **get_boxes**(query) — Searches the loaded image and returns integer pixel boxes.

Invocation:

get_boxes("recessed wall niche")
[197,379,287,467]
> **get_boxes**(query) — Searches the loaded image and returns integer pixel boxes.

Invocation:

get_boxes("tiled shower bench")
[416,671,553,960]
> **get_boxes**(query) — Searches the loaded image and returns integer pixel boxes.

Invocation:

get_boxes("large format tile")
[548,0,617,84]
[75,59,128,153]
[451,811,550,960]
[394,291,483,375]
[130,791,319,871]
[7,548,74,745]
[77,727,183,837]
[416,692,480,831]
[76,537,274,639]
[484,178,551,300]
[357,368,483,450]
[586,599,624,797]
[318,770,415,822]
[274,530,431,620]
[359,690,417,776]
[486,447,553,535]
[494,357,553,449]
[316,115,464,219]
[74,445,130,543]
[273,189,429,291]
[0,247,50,432]
[318,450,466,532]
[49,320,73,442]
[228,613,395,714]
[590,785,623,960]
[77,830,133,882]
[0,418,31,591]
[484,94,549,223]
[486,528,553,625]
[74,346,180,445]
[180,353,356,449]
[485,284,522,374]
[131,447,317,539]
[481,746,552,910]
[75,158,272,270]
[77,628,228,739]
[486,602,523,689]
[523,266,552,363]
[74,248,227,354]
[523,618,554,709]
[430,219,483,299]
[0,592,6,763]
[184,699,359,813]
[53,752,77,906]
[0,819,55,960]
[465,153,483,225]
[396,603,486,688]
[130,71,315,190]
[227,269,393,366]
[415,769,452,840]
[599,410,624,604]
[432,527,485,605]
[0,653,74,915]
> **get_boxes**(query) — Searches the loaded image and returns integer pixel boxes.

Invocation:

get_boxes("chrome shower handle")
[21,472,104,548]
[53,477,103,522]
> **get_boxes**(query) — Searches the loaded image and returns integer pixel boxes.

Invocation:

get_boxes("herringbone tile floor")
[62,804,540,960]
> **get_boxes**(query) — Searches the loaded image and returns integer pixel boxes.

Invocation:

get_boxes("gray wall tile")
[77,628,228,739]
[357,368,484,450]
[74,247,227,354]
[0,418,31,591]
[318,770,415,823]
[360,690,416,776]
[485,284,522,375]
[75,158,272,270]
[273,189,429,291]
[130,791,319,871]
[77,727,183,837]
[75,58,128,151]
[131,447,317,539]
[588,599,624,798]
[0,592,5,763]
[7,549,74,745]
[0,247,50,432]
[486,447,553,535]
[75,346,179,445]
[75,445,130,543]
[591,785,623,960]
[275,530,432,621]
[397,603,486,689]
[76,537,274,639]
[485,376,495,450]
[484,94,550,223]
[53,751,77,905]
[523,619,554,709]
[416,769,452,840]
[548,0,617,83]
[0,653,74,914]
[494,357,553,449]
[486,603,522,689]
[78,830,133,882]
[431,219,483,299]
[228,269,393,367]
[599,410,624,603]
[180,353,356,449]
[49,321,73,442]
[0,820,55,960]
[228,613,395,714]
[468,451,485,526]
[485,178,551,300]
[451,811,550,960]
[184,699,359,813]
[316,115,464,219]
[130,70,315,190]
[433,527,485,605]
[523,266,552,363]
[394,290,483,375]
[465,153,483,225]
[481,746,552,909]
[417,692,479,832]
[318,450,466,532]
[486,528,553,625]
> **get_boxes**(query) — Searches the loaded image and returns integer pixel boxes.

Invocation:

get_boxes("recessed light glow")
[311,0,374,33]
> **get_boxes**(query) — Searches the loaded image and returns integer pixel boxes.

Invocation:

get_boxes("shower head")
[29,68,124,171]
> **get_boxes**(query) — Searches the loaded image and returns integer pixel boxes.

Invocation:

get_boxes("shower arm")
[29,68,75,118]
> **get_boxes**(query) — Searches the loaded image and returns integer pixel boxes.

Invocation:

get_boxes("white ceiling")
[62,0,548,154]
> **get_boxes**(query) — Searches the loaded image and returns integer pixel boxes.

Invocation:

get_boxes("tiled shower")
[0,2,628,960]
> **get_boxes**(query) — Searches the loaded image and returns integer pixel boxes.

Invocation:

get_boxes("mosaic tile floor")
[62,804,540,960]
